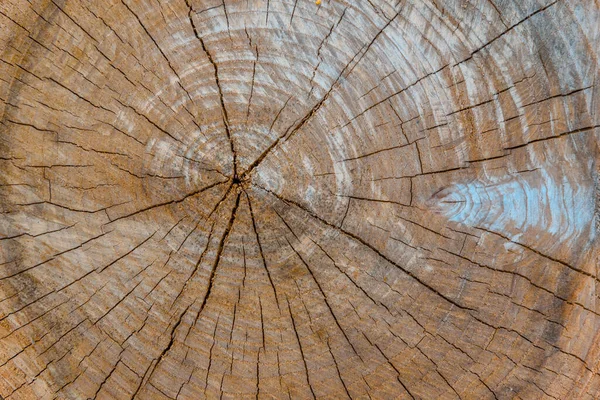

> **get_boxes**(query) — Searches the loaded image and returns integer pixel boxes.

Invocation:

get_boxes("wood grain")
[0,0,598,399]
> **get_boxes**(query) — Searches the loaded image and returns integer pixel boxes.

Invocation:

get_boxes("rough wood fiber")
[0,0,598,399]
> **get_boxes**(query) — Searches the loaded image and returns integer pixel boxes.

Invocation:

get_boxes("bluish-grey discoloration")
[433,168,595,248]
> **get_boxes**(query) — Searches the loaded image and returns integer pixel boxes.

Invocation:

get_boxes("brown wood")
[0,0,598,399]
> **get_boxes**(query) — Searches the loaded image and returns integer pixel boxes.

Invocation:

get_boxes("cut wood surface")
[0,0,599,399]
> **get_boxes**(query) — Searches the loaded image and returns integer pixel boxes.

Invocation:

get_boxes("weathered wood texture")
[0,0,599,399]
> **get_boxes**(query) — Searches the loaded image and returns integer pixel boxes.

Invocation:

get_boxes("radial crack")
[240,12,402,179]
[255,185,475,312]
[195,191,241,320]
[185,0,238,177]
[245,191,280,311]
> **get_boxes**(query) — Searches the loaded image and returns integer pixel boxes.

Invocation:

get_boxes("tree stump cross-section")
[0,0,599,399]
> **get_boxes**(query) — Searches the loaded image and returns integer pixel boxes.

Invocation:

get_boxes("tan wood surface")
[0,0,599,398]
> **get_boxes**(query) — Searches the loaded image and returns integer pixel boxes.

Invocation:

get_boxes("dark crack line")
[246,45,259,122]
[97,230,157,273]
[92,354,126,399]
[285,296,317,399]
[106,179,228,224]
[268,96,292,135]
[438,248,600,318]
[132,194,237,397]
[362,333,416,399]
[208,181,236,219]
[202,313,221,395]
[519,86,592,109]
[132,303,193,399]
[282,234,365,363]
[339,63,448,130]
[195,191,241,320]
[185,0,238,177]
[47,77,114,114]
[143,257,174,302]
[120,0,199,113]
[414,344,463,399]
[0,231,111,282]
[245,191,280,312]
[339,142,414,162]
[455,0,559,66]
[324,337,352,399]
[254,185,476,313]
[289,0,299,26]
[504,124,599,151]
[394,213,452,239]
[308,7,348,97]
[306,237,395,315]
[336,194,411,208]
[475,226,597,281]
[114,98,183,145]
[132,227,213,397]
[0,222,77,241]
[240,12,402,179]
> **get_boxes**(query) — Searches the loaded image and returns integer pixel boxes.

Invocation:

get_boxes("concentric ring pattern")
[0,0,598,399]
